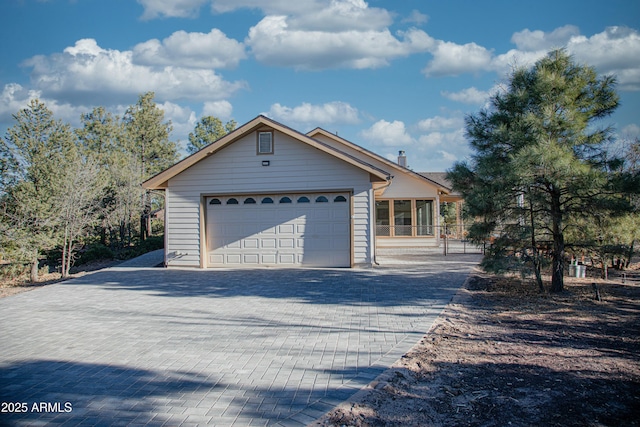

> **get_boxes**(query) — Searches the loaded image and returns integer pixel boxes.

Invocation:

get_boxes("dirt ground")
[317,266,640,427]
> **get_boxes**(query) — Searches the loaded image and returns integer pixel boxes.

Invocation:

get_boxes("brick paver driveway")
[0,253,480,426]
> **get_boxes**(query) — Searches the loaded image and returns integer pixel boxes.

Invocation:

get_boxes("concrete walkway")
[0,253,480,426]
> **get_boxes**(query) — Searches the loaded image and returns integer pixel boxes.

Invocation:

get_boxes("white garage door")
[206,193,351,267]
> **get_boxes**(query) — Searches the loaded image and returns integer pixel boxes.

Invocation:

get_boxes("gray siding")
[165,130,374,267]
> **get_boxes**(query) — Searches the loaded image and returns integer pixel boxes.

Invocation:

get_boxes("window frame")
[375,198,435,237]
[257,130,274,155]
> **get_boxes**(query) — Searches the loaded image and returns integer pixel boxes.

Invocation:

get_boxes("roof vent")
[398,150,407,167]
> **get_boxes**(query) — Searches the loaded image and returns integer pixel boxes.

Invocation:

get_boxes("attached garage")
[142,115,391,269]
[206,193,351,267]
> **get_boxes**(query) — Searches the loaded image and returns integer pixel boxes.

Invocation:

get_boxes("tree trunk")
[626,241,635,268]
[550,191,565,293]
[30,257,39,282]
[62,226,69,278]
[65,241,73,278]
[533,254,544,292]
[529,193,544,292]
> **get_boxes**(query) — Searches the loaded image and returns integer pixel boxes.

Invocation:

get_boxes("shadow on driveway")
[0,254,481,426]
[66,256,481,308]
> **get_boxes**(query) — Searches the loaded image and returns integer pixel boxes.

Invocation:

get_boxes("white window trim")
[257,130,274,155]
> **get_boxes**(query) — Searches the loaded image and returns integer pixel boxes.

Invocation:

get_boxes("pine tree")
[449,50,624,293]
[187,116,237,154]
[0,100,77,280]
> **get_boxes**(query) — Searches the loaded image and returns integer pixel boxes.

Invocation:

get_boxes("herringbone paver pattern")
[0,253,480,426]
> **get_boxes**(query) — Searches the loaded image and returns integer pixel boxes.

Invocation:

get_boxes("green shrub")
[77,244,115,265]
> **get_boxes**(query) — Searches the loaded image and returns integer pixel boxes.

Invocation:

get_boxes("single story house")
[143,115,461,268]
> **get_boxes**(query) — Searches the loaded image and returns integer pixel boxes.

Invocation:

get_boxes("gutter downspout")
[372,175,393,266]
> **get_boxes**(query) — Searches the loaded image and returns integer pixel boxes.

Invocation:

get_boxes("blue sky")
[1,0,639,171]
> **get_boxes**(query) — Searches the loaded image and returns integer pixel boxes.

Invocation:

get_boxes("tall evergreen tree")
[77,107,134,247]
[449,50,624,293]
[123,92,177,181]
[187,116,237,154]
[122,92,177,240]
[0,100,78,280]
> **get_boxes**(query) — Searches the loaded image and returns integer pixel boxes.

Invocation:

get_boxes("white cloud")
[415,128,468,170]
[132,29,246,69]
[159,101,197,144]
[420,25,640,91]
[568,26,640,90]
[246,16,433,70]
[422,40,493,77]
[0,83,40,121]
[202,100,233,119]
[417,115,464,132]
[210,0,322,15]
[418,128,465,148]
[403,10,428,25]
[265,101,360,126]
[511,25,580,51]
[138,0,392,30]
[441,85,503,105]
[0,83,89,127]
[135,0,432,71]
[360,119,414,146]
[287,0,392,32]
[22,39,247,106]
[137,0,208,20]
[621,123,640,139]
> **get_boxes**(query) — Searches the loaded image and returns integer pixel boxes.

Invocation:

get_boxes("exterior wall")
[165,130,374,267]
[312,134,442,249]
[312,134,439,198]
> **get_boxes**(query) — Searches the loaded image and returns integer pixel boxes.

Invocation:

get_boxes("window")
[416,200,434,235]
[375,201,390,236]
[209,198,222,205]
[227,198,239,205]
[334,195,347,202]
[244,197,256,204]
[279,196,292,203]
[261,197,274,204]
[297,196,310,203]
[315,196,328,203]
[257,131,273,154]
[375,199,434,237]
[393,200,412,236]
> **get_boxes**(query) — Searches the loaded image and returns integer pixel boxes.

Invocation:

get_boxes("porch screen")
[393,200,412,236]
[416,200,434,235]
[375,200,390,236]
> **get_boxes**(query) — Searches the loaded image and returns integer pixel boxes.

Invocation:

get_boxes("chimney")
[397,150,407,167]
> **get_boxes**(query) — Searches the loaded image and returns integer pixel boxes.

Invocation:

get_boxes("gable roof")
[143,115,391,190]
[418,172,461,197]
[307,128,452,194]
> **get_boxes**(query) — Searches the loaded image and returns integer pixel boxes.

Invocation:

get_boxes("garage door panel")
[227,240,241,249]
[262,238,277,248]
[207,193,350,267]
[279,238,295,248]
[278,224,295,234]
[262,254,277,264]
[226,254,241,264]
[279,254,296,264]
[243,239,259,249]
[243,254,259,264]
